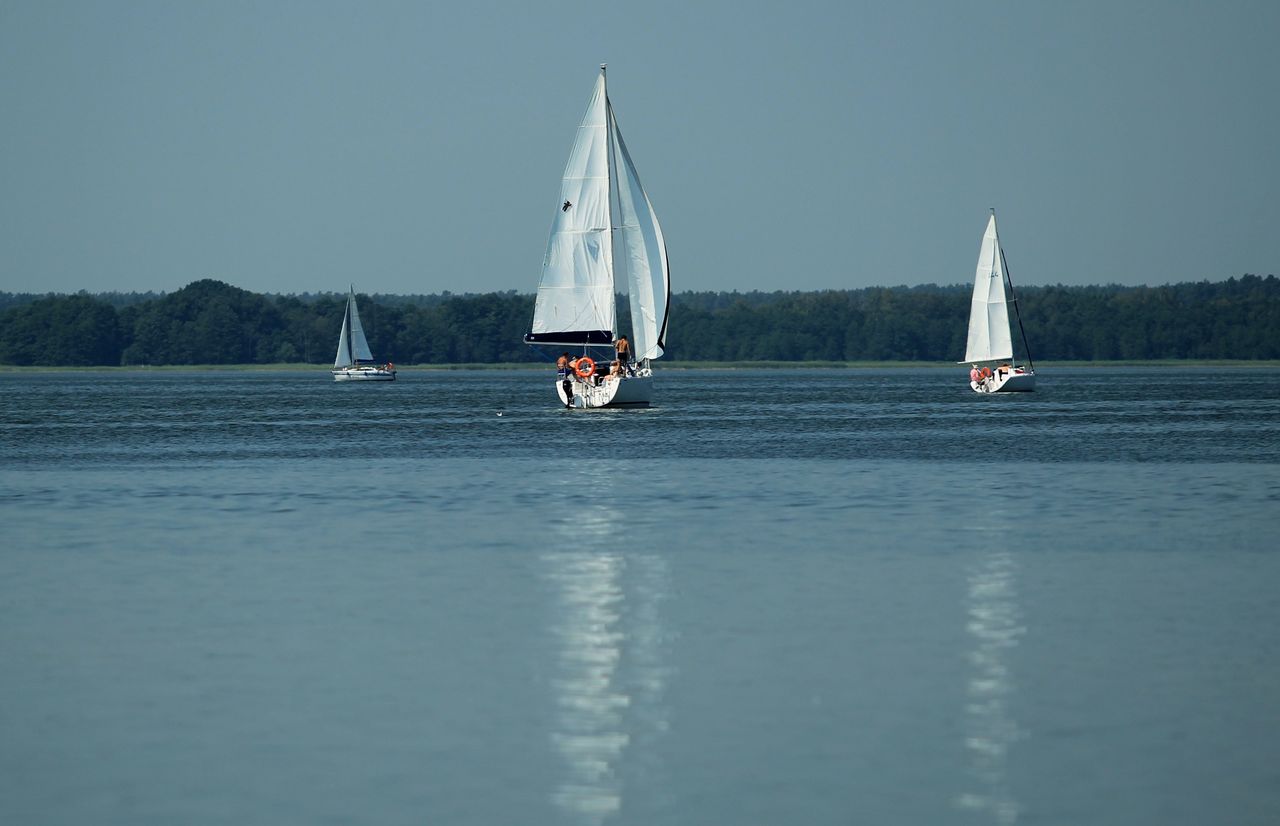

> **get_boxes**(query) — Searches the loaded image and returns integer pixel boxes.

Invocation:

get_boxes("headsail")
[335,287,375,367]
[334,313,351,368]
[610,102,670,361]
[963,214,1014,363]
[526,71,616,345]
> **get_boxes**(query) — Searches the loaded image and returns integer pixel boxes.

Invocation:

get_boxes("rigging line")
[527,345,557,363]
[998,241,1035,372]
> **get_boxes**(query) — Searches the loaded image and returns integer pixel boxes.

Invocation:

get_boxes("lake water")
[2,367,1279,825]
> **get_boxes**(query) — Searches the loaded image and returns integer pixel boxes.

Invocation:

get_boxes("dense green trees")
[0,294,125,366]
[1,275,1276,366]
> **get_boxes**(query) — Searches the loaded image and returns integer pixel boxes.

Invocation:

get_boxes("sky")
[1,0,1277,296]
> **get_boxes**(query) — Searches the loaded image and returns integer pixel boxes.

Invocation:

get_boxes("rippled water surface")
[2,367,1279,825]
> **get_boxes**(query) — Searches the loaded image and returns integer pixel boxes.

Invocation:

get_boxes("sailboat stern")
[971,366,1035,394]
[556,374,653,408]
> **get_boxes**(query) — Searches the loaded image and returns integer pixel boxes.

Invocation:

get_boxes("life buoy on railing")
[574,357,596,378]
[981,366,992,378]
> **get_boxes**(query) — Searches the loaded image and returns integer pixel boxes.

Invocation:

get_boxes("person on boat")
[969,365,982,384]
[615,335,631,375]
[609,359,624,379]
[561,360,575,408]
[558,355,579,407]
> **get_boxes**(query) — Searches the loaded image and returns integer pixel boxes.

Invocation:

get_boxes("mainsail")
[963,214,1014,363]
[527,72,616,345]
[334,287,375,367]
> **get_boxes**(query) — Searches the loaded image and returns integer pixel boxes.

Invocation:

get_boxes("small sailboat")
[331,286,395,381]
[962,210,1036,393]
[524,65,670,409]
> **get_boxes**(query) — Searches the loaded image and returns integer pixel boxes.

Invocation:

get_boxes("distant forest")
[1,275,1277,366]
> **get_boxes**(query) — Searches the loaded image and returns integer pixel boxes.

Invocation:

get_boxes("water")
[2,367,1279,825]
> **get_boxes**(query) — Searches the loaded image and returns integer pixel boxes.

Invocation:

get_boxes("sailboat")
[331,286,395,381]
[524,65,670,409]
[962,210,1036,393]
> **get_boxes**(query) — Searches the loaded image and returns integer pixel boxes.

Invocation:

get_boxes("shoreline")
[2,359,1279,372]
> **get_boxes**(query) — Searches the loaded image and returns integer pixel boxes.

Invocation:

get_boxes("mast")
[992,210,1035,372]
[345,288,354,367]
[602,63,619,346]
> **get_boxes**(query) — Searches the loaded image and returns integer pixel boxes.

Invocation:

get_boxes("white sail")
[528,72,616,344]
[333,312,351,367]
[611,103,669,362]
[347,292,374,363]
[963,214,1014,363]
[334,287,375,367]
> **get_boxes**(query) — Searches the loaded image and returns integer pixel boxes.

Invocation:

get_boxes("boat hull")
[556,374,652,408]
[971,367,1035,393]
[332,367,396,382]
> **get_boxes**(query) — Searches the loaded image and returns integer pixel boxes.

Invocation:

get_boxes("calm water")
[2,367,1279,825]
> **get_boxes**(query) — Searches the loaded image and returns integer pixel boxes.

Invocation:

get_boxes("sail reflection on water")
[956,549,1024,825]
[544,500,670,824]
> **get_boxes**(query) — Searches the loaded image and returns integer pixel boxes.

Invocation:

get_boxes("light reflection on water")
[545,491,671,824]
[957,549,1024,825]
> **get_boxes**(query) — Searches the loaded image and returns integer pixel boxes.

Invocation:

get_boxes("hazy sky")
[2,1,1276,296]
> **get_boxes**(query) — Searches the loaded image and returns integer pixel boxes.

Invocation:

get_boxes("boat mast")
[991,210,1035,372]
[345,287,355,367]
[601,63,620,347]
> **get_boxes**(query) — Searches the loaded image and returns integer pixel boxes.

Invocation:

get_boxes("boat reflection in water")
[543,498,670,824]
[956,549,1024,825]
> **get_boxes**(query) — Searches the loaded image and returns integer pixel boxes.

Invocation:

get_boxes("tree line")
[1,275,1276,366]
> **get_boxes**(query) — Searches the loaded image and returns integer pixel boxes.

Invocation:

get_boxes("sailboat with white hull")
[524,65,670,409]
[962,210,1036,393]
[331,286,395,381]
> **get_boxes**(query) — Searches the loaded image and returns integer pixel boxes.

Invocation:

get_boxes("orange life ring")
[574,357,596,378]
[981,366,992,378]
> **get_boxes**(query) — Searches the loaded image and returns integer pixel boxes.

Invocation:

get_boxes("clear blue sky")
[2,1,1276,296]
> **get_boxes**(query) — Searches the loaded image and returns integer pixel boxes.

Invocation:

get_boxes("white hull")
[332,367,396,382]
[971,367,1035,393]
[556,373,653,408]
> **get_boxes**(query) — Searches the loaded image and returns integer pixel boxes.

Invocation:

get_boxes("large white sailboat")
[331,286,395,382]
[524,65,670,409]
[962,211,1036,393]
